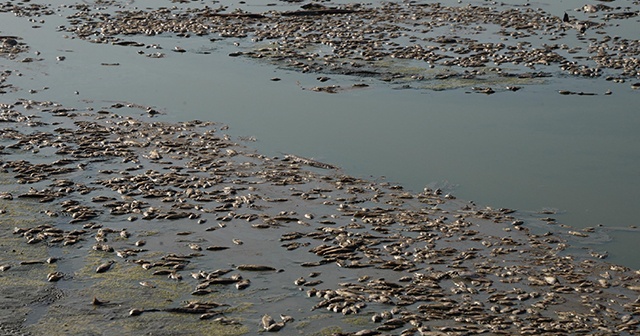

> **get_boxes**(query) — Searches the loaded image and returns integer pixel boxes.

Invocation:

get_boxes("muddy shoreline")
[1,0,640,334]
[0,101,639,335]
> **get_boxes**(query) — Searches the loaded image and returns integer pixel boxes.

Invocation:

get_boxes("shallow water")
[2,0,639,272]
[2,2,640,333]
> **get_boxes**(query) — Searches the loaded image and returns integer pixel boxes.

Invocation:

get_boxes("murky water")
[4,0,640,269]
[2,0,639,268]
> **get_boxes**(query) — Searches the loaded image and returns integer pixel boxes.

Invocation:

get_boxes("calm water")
[2,0,639,268]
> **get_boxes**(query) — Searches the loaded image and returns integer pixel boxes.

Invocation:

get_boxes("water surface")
[2,0,639,269]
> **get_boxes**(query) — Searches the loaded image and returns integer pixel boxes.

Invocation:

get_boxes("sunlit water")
[1,0,639,269]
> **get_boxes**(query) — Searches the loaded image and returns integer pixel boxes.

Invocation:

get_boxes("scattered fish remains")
[0,0,639,334]
[61,0,640,88]
[3,0,640,92]
[0,99,639,335]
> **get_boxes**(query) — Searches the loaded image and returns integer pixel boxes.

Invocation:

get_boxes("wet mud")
[0,99,639,335]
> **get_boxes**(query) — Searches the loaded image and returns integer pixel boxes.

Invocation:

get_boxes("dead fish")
[184,300,229,309]
[206,269,233,278]
[139,281,157,288]
[262,314,275,330]
[266,322,285,332]
[47,271,64,282]
[19,260,45,265]
[129,308,144,316]
[92,297,110,306]
[236,279,251,290]
[206,277,238,284]
[205,246,229,251]
[191,289,214,296]
[280,314,294,323]
[200,312,223,320]
[214,317,242,325]
[236,264,276,271]
[303,280,323,287]
[96,260,114,273]
[191,271,206,279]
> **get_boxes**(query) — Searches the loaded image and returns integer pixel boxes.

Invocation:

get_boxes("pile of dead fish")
[51,0,640,87]
[1,99,639,334]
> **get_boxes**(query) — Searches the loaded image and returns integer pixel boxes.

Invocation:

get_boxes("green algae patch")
[309,325,343,336]
[27,252,250,335]
[74,253,192,308]
[293,313,340,333]
[27,304,113,336]
[342,315,371,326]
[306,313,334,321]
[294,320,310,329]
[122,314,249,336]
[0,261,54,288]
[224,301,254,314]
[28,304,249,336]
[0,235,51,265]
[0,230,55,288]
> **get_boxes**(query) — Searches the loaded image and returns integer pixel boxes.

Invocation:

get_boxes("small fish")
[168,272,182,281]
[96,260,114,273]
[191,289,214,296]
[129,308,144,316]
[205,246,229,251]
[139,281,157,288]
[200,312,223,320]
[236,264,276,271]
[262,314,275,330]
[266,322,285,332]
[92,297,110,306]
[47,271,64,282]
[235,279,251,290]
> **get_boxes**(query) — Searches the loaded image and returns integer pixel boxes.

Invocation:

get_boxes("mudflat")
[0,100,639,335]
